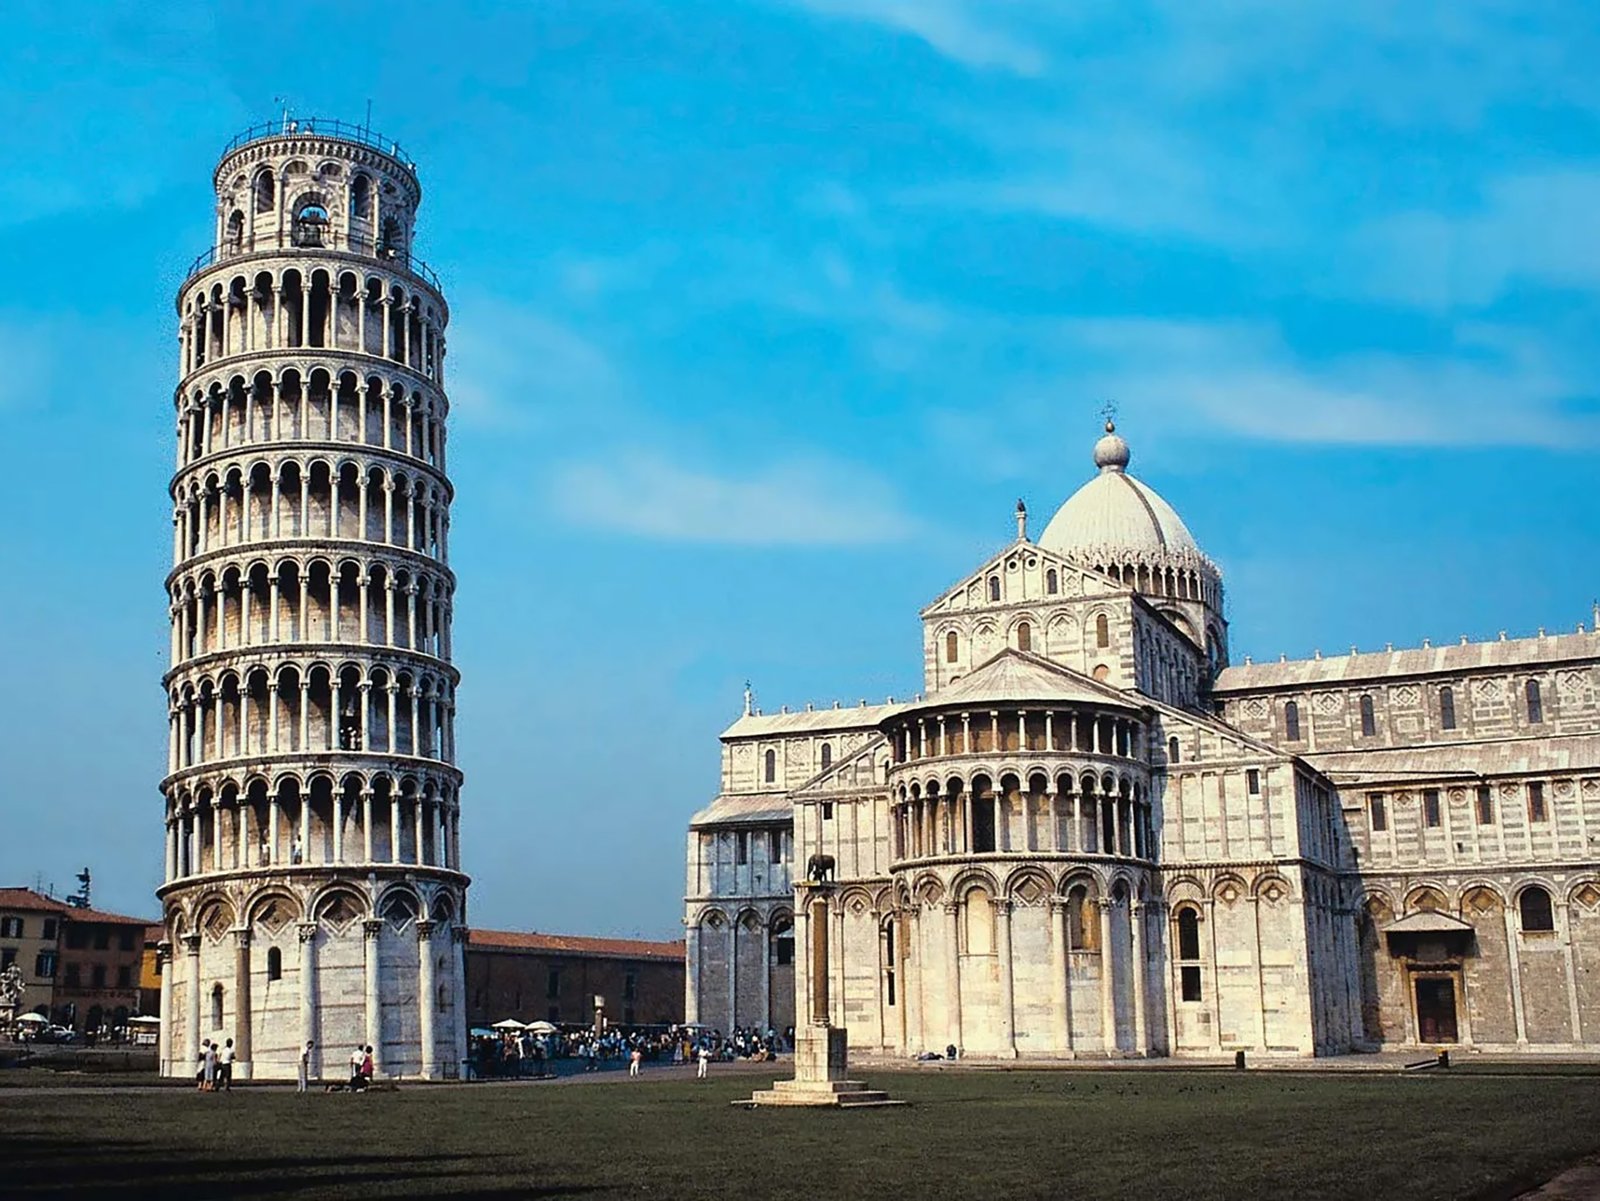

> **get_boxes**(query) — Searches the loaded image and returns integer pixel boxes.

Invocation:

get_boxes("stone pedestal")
[745,1025,903,1107]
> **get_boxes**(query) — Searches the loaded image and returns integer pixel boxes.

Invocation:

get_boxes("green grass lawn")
[2,1067,1595,1200]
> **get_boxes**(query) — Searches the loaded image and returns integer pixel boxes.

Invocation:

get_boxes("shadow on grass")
[0,1135,596,1200]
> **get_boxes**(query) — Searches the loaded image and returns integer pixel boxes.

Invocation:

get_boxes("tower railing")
[220,117,414,166]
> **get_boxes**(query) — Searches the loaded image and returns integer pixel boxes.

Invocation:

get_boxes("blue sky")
[2,2,1598,936]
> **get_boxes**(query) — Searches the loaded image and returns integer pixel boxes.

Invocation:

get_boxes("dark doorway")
[1415,977,1459,1044]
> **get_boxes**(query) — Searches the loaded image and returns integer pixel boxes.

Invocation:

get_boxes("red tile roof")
[0,889,153,925]
[0,888,69,914]
[469,928,685,962]
[66,906,157,926]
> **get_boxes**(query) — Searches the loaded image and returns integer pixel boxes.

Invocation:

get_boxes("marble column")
[1098,900,1117,1053]
[684,924,701,1025]
[1130,901,1148,1055]
[1049,898,1072,1054]
[417,920,437,1078]
[364,919,383,1075]
[234,928,253,1075]
[944,901,963,1053]
[158,942,174,1074]
[183,934,202,1069]
[994,899,1017,1058]
[298,923,318,1079]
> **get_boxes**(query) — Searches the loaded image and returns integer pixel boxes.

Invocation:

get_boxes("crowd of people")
[466,1023,794,1080]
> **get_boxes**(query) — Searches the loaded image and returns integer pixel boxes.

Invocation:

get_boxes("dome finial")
[1093,403,1130,472]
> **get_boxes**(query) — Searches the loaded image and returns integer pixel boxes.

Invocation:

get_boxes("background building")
[0,890,66,1021]
[466,931,684,1030]
[158,116,468,1081]
[686,421,1600,1057]
[0,888,155,1033]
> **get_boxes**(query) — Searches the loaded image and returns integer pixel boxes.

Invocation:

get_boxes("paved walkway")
[1517,1160,1600,1201]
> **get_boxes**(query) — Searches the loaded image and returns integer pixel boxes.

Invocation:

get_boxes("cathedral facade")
[684,422,1600,1057]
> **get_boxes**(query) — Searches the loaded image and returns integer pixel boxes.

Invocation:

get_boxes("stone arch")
[1405,885,1449,913]
[1005,866,1052,906]
[1252,874,1293,903]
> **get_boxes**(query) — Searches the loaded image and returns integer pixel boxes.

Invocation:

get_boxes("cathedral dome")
[1038,421,1200,558]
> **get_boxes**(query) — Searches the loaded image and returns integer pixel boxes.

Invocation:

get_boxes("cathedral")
[684,421,1600,1057]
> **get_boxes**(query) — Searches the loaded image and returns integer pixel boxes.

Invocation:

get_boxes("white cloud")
[445,298,619,430]
[549,450,919,545]
[1351,170,1600,307]
[790,0,1047,76]
[1050,318,1600,448]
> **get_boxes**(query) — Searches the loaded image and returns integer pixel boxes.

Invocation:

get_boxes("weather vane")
[1101,400,1118,429]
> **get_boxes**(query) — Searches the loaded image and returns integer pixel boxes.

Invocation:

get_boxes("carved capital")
[233,928,252,948]
[181,933,202,955]
[296,922,318,944]
[451,925,470,946]
[415,919,435,941]
[363,919,384,941]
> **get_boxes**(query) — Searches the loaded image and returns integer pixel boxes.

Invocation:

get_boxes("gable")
[920,543,1117,619]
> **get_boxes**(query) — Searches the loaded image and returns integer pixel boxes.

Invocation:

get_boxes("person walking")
[219,1038,236,1092]
[696,1045,709,1080]
[297,1039,314,1093]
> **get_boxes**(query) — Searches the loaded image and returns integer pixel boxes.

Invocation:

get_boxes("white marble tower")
[158,116,468,1080]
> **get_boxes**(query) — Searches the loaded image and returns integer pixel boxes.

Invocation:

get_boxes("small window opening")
[988,576,1001,602]
[1528,782,1547,823]
[820,742,833,772]
[266,946,282,981]
[1520,886,1554,933]
[1046,569,1058,594]
[1369,794,1387,832]
[1096,614,1111,649]
[1440,687,1457,731]
[1284,700,1301,741]
[1168,737,1180,764]
[1423,789,1441,829]
[1247,769,1261,796]
[1016,621,1032,653]
[763,749,776,784]
[945,631,959,663]
[1360,695,1376,738]
[821,801,835,821]
[1526,680,1544,724]
[293,202,330,247]
[1476,785,1495,825]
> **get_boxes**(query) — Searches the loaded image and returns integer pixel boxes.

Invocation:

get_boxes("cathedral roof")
[904,649,1140,714]
[1300,732,1600,781]
[722,702,901,740]
[1213,627,1599,692]
[1037,421,1202,561]
[689,793,794,828]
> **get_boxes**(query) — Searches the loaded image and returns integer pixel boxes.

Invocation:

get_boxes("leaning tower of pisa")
[157,117,468,1081]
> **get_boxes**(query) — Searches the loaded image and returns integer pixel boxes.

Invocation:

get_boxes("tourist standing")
[629,1047,642,1078]
[219,1038,235,1091]
[202,1039,218,1092]
[298,1039,314,1093]
[350,1045,365,1091]
[361,1045,375,1088]
[696,1046,709,1080]
[196,1039,210,1091]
